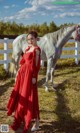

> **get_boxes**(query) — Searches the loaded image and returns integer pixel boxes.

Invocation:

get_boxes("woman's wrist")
[32,77,36,84]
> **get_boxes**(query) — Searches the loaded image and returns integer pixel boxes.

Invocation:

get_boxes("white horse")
[9,25,80,91]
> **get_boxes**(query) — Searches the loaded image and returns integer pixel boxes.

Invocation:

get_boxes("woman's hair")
[27,31,38,38]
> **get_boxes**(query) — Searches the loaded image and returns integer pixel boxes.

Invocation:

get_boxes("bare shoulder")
[36,49,40,55]
[35,47,41,55]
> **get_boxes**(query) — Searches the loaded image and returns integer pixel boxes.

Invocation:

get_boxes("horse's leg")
[50,67,55,85]
[45,69,50,92]
[9,53,21,77]
[9,56,17,77]
[47,57,57,90]
[45,72,50,92]
[45,57,53,91]
[50,49,62,90]
[50,66,58,90]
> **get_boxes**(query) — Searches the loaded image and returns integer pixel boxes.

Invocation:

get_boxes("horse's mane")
[54,24,76,36]
[42,24,74,35]
[45,25,68,35]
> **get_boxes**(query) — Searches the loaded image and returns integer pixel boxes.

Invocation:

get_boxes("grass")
[0,60,80,133]
[0,43,12,60]
[0,65,8,79]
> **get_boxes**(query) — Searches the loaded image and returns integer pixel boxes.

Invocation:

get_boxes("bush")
[0,65,8,79]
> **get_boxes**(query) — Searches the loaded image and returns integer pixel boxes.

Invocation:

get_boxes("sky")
[0,0,80,26]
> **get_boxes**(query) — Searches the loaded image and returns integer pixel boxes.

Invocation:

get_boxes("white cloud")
[2,12,30,22]
[19,5,37,14]
[54,12,80,18]
[32,0,49,5]
[4,4,16,9]
[4,6,10,9]
[12,4,16,7]
[1,0,80,23]
[24,0,32,4]
[24,0,29,4]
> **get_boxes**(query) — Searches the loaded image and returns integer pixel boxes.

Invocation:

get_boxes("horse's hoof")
[52,84,58,91]
[53,84,58,88]
[45,87,49,92]
[52,87,57,92]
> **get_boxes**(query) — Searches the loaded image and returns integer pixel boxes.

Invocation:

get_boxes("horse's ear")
[62,25,66,30]
[37,37,40,41]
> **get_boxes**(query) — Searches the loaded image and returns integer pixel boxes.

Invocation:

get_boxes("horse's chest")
[55,48,62,58]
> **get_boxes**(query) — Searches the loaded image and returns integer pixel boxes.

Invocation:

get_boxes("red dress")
[7,45,41,133]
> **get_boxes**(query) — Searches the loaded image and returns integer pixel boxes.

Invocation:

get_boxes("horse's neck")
[58,26,74,39]
[65,26,75,38]
[57,25,76,48]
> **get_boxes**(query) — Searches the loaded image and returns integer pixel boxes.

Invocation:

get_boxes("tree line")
[0,21,74,36]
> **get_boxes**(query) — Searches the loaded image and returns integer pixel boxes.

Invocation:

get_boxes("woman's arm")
[32,47,41,84]
[35,49,41,67]
[33,48,41,77]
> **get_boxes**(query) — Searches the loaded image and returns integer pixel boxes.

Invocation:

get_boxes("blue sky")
[0,0,80,26]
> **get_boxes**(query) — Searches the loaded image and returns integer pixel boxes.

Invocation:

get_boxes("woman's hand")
[32,78,36,84]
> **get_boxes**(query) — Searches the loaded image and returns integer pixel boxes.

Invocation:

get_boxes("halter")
[75,26,80,41]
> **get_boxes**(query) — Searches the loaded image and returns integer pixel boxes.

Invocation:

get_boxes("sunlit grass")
[0,61,80,132]
[0,43,12,60]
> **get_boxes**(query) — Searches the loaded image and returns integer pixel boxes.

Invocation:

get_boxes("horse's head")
[72,25,80,42]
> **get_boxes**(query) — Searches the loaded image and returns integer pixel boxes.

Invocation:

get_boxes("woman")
[7,31,41,133]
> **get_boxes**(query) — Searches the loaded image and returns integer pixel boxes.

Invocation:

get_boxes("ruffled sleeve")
[19,46,30,66]
[32,46,41,79]
[19,56,25,66]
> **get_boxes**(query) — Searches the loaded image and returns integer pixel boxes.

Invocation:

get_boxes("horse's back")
[13,34,27,45]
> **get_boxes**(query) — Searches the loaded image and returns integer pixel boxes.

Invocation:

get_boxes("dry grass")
[0,61,80,133]
[0,43,12,60]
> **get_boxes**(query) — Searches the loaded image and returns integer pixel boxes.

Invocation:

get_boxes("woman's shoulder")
[34,45,41,52]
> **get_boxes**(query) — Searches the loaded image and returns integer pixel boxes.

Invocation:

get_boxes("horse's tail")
[8,57,17,77]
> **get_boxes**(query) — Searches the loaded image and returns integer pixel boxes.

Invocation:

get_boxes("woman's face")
[27,34,37,46]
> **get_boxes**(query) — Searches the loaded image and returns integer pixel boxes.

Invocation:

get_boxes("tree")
[49,21,58,32]
[39,22,49,36]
